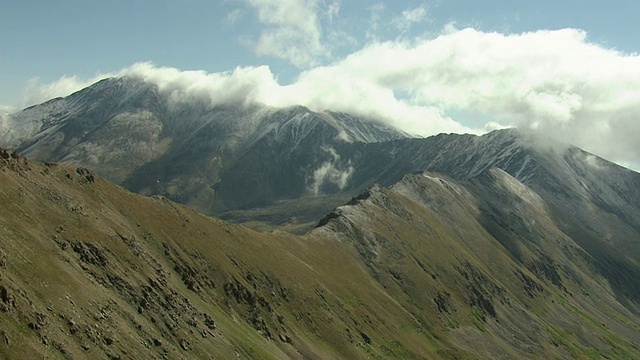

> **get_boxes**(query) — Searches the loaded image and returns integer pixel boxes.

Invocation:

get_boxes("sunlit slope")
[315,168,640,359]
[0,150,457,359]
[1,147,639,358]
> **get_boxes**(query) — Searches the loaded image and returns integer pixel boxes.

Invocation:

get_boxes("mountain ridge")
[3,79,640,252]
[314,167,640,356]
[4,79,640,297]
[1,76,411,224]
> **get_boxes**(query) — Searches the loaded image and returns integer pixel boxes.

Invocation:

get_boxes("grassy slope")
[315,170,640,359]
[0,151,639,359]
[0,151,447,359]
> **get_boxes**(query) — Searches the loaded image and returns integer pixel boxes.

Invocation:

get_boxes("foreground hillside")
[0,149,428,359]
[1,149,639,359]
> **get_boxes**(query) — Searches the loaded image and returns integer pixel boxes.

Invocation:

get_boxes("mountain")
[316,166,640,358]
[0,148,423,359]
[0,77,409,231]
[1,145,639,359]
[6,78,640,240]
[3,77,640,246]
[2,77,640,358]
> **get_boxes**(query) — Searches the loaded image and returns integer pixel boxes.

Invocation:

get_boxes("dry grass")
[0,152,638,359]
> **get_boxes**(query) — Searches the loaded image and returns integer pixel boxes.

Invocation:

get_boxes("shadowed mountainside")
[0,77,408,225]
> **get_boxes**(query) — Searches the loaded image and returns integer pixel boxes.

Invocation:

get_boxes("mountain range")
[0,76,639,359]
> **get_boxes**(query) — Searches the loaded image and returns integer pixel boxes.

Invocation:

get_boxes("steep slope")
[328,130,640,262]
[2,148,639,359]
[315,169,640,359]
[6,82,640,239]
[1,78,167,183]
[3,79,640,243]
[0,149,461,359]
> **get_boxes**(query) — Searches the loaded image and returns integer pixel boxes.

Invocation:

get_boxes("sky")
[2,0,640,169]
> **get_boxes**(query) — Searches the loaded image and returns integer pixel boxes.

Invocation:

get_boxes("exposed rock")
[104,336,115,345]
[203,313,216,330]
[360,331,372,345]
[75,167,95,183]
[179,338,189,351]
[71,241,109,267]
[434,291,454,314]
[279,333,292,343]
[0,285,10,304]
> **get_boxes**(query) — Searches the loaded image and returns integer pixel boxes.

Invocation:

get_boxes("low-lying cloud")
[308,146,355,195]
[22,76,101,107]
[16,27,640,170]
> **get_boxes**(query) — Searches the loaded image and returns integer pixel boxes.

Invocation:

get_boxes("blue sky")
[2,0,640,169]
[2,0,638,105]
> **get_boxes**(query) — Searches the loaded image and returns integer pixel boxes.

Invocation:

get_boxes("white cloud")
[485,121,512,132]
[119,62,282,108]
[224,8,244,26]
[0,105,16,117]
[393,4,429,33]
[18,27,640,169]
[244,0,327,67]
[21,75,102,108]
[308,146,355,195]
[366,3,386,41]
[325,1,340,23]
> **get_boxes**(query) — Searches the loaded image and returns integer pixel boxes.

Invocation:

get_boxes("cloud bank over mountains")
[13,0,640,170]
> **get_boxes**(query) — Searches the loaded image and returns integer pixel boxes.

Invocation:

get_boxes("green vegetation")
[0,151,639,359]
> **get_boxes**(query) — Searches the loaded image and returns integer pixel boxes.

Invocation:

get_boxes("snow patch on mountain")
[421,173,465,197]
[487,168,545,211]
[0,98,69,149]
[580,152,603,170]
[335,130,353,143]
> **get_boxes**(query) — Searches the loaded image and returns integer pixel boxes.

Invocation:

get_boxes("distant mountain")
[4,78,640,245]
[0,77,409,228]
[1,146,639,359]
